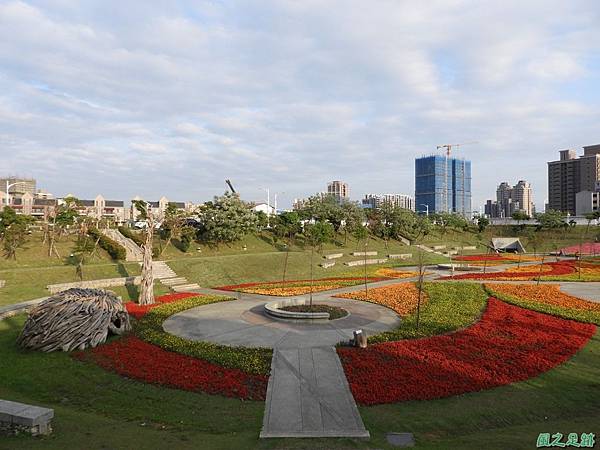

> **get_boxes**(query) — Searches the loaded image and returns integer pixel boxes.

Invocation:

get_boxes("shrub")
[118,226,145,247]
[134,295,273,375]
[88,228,126,260]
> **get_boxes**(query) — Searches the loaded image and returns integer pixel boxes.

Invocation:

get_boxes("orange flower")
[374,268,421,279]
[336,282,426,316]
[486,283,600,313]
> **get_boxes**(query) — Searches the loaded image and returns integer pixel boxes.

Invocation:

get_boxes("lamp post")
[261,187,271,227]
[4,180,29,209]
[420,204,429,217]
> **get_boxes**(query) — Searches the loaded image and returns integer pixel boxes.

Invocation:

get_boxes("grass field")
[1,313,598,449]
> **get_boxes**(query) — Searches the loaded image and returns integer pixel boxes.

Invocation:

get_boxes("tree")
[296,194,345,231]
[353,225,370,295]
[196,193,258,246]
[45,196,80,258]
[272,211,302,282]
[159,203,191,255]
[512,210,530,224]
[341,202,365,244]
[133,200,155,306]
[0,207,33,260]
[304,221,334,307]
[476,216,489,233]
[535,210,565,230]
[72,233,96,280]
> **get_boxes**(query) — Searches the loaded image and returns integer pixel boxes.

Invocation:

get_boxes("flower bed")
[440,261,577,281]
[215,277,386,296]
[485,283,600,325]
[134,295,273,375]
[74,336,268,400]
[336,282,425,317]
[374,268,422,278]
[126,292,199,319]
[453,254,541,264]
[337,298,596,405]
[560,243,600,255]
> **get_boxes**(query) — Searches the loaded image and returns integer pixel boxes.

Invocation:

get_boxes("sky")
[1,0,599,211]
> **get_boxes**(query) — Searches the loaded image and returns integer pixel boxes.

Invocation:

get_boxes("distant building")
[72,195,128,223]
[485,180,534,218]
[251,202,276,215]
[415,155,471,217]
[0,177,36,202]
[10,193,57,219]
[548,145,600,215]
[130,196,191,221]
[327,181,349,203]
[576,191,600,216]
[362,194,415,211]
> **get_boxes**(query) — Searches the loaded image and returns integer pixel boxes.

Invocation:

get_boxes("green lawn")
[1,314,598,449]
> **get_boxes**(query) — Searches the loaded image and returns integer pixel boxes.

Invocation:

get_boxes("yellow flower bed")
[242,284,346,296]
[336,282,426,316]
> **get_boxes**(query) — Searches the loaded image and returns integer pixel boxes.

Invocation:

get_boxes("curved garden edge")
[72,292,273,401]
[338,297,597,405]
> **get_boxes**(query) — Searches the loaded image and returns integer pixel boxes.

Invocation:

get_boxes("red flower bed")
[74,336,268,400]
[216,277,386,291]
[440,261,576,280]
[560,242,600,255]
[337,298,595,405]
[126,292,199,319]
[453,254,507,261]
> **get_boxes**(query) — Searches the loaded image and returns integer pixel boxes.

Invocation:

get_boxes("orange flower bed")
[505,264,556,274]
[374,268,421,279]
[485,284,600,314]
[336,282,425,316]
[243,284,346,296]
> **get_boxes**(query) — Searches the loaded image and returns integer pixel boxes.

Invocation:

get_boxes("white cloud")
[0,0,598,208]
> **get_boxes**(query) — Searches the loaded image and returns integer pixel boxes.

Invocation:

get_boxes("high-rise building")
[485,180,534,218]
[415,155,471,217]
[548,145,600,215]
[327,180,349,203]
[362,194,415,211]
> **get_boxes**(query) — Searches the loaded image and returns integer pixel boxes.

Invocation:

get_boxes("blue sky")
[1,0,599,210]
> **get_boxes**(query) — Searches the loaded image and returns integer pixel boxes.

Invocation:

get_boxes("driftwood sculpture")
[17,288,131,352]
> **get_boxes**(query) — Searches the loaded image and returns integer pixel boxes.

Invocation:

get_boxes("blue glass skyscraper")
[415,155,471,217]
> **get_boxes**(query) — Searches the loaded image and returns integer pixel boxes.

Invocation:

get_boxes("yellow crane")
[436,142,478,214]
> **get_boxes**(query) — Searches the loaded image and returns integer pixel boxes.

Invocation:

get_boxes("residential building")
[252,202,276,215]
[130,196,191,221]
[415,155,471,217]
[362,194,415,211]
[485,180,534,218]
[10,193,57,219]
[0,177,36,203]
[548,145,600,215]
[576,190,600,216]
[327,181,349,203]
[73,195,128,223]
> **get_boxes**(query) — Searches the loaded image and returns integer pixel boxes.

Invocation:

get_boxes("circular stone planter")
[265,299,333,320]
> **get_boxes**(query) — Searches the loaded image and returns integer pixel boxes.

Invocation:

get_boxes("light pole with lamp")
[260,187,271,227]
[4,180,30,209]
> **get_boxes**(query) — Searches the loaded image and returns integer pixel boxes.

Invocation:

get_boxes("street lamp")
[260,187,271,227]
[4,180,30,208]
[420,204,429,217]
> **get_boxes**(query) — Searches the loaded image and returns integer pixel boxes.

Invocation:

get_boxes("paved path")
[560,283,600,303]
[260,347,368,438]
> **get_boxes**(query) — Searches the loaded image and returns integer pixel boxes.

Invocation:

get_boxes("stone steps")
[160,277,188,286]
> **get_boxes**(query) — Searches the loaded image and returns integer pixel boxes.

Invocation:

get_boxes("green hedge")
[88,228,126,260]
[118,226,145,247]
[368,282,489,344]
[134,295,273,375]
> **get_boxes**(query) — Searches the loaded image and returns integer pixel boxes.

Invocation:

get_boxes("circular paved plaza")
[163,296,400,348]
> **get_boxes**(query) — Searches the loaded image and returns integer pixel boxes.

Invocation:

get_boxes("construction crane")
[225,179,236,194]
[436,142,478,214]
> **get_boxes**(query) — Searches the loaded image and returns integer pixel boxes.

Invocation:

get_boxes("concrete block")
[432,245,446,250]
[320,261,336,268]
[0,280,5,288]
[323,253,343,260]
[350,251,378,257]
[0,399,53,436]
[388,254,412,260]
[344,258,388,267]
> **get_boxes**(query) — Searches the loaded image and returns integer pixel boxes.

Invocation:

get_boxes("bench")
[0,399,54,435]
[323,253,343,260]
[388,253,412,260]
[350,251,378,257]
[320,261,336,268]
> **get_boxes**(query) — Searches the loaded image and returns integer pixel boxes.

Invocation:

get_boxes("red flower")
[126,292,199,319]
[74,336,268,400]
[440,261,576,280]
[337,298,596,405]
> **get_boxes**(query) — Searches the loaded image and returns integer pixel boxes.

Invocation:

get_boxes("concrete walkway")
[260,347,368,438]
[560,283,600,303]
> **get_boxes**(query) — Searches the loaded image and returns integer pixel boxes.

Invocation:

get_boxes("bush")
[135,295,273,375]
[118,226,145,247]
[88,228,126,260]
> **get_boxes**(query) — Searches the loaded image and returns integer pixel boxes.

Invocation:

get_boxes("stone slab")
[350,251,378,256]
[323,253,343,260]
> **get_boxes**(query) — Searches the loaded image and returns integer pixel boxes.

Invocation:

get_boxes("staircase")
[102,229,143,262]
[150,261,201,292]
[414,244,446,256]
